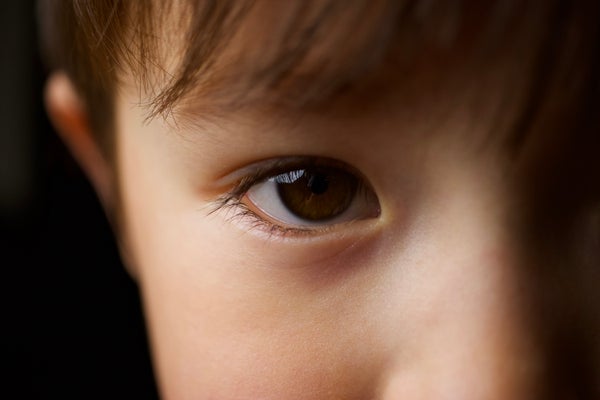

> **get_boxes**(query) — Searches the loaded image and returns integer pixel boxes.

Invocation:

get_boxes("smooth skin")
[45,8,560,399]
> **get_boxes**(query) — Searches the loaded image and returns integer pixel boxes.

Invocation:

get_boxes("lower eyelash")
[208,193,319,238]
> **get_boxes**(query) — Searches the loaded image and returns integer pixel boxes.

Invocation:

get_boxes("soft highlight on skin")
[41,1,600,398]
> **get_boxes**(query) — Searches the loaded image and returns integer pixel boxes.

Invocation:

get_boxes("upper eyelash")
[207,164,317,236]
[209,156,328,214]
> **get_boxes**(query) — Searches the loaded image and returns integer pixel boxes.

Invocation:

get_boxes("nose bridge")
[378,167,545,399]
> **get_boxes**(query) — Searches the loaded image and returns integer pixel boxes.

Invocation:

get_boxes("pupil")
[308,174,329,194]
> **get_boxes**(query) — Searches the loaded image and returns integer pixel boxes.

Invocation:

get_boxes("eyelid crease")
[210,155,356,189]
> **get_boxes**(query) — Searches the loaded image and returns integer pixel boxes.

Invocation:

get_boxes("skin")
[45,4,599,399]
[110,64,546,398]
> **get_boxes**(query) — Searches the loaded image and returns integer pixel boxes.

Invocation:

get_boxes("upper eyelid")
[211,156,356,192]
[211,157,303,190]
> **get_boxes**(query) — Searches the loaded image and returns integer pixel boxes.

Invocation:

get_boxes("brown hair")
[38,1,599,153]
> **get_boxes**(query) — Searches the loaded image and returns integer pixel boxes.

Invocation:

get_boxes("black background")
[2,2,159,398]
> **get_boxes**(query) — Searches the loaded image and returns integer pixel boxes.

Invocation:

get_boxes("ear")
[45,73,141,279]
[45,72,113,210]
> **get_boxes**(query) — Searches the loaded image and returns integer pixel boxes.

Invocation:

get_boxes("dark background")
[2,2,159,398]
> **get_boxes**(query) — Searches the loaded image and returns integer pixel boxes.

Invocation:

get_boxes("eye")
[244,163,380,228]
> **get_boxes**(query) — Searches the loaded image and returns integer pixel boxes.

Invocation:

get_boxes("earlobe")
[44,72,113,210]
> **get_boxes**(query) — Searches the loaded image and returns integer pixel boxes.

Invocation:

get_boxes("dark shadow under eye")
[274,167,358,221]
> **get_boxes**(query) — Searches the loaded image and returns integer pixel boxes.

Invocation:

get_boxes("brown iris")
[274,167,358,221]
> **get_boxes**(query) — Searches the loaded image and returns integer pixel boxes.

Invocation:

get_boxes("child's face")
[103,4,595,399]
[115,66,545,399]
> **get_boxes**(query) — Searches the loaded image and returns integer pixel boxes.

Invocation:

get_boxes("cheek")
[125,209,396,399]
[115,95,547,398]
[112,91,413,400]
[115,136,506,399]
[116,140,393,398]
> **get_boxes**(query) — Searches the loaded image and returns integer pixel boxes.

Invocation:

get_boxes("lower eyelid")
[227,200,326,237]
